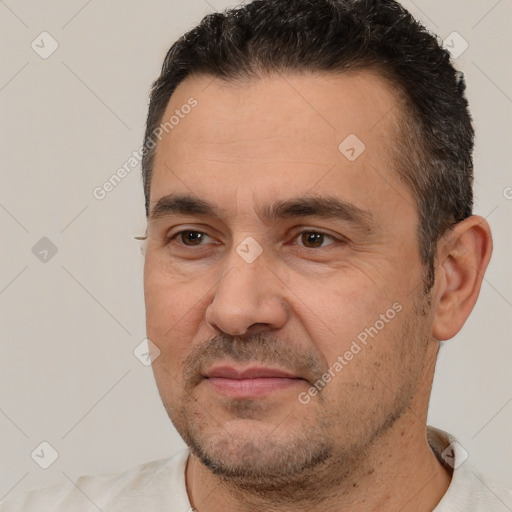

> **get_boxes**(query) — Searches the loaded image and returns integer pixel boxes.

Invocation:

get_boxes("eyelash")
[166,229,339,249]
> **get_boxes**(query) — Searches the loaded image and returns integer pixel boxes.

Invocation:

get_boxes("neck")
[185,415,452,512]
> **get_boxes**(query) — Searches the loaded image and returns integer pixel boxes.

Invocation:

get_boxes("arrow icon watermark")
[31,441,59,469]
[31,237,58,263]
[236,236,263,263]
[443,31,468,59]
[30,31,59,59]
[338,134,365,161]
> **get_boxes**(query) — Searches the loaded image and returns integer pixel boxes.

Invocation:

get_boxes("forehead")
[150,70,413,223]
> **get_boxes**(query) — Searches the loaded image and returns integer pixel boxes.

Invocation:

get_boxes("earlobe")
[432,216,493,341]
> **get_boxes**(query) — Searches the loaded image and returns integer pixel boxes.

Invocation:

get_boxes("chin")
[182,415,334,485]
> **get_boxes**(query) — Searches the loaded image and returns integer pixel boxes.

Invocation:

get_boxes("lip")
[205,366,299,379]
[203,365,303,398]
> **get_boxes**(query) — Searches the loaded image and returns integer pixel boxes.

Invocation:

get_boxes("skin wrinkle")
[142,70,487,512]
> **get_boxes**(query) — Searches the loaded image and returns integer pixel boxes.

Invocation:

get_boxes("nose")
[205,246,290,336]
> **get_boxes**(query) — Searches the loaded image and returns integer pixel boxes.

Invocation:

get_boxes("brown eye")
[179,231,206,246]
[300,232,331,248]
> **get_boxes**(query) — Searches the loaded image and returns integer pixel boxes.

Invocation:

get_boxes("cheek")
[287,271,388,361]
[144,257,209,360]
[317,303,416,406]
[145,276,205,403]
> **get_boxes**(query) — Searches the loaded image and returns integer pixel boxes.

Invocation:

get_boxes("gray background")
[1,0,511,501]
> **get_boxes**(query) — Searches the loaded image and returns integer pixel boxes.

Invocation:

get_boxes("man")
[2,0,510,510]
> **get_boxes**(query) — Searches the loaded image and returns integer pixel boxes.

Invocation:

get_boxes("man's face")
[143,71,437,484]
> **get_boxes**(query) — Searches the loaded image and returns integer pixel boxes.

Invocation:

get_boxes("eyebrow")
[149,193,373,231]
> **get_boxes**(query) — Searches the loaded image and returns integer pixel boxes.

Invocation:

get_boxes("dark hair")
[142,0,474,291]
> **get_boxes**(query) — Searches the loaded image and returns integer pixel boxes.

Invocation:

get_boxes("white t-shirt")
[2,426,511,511]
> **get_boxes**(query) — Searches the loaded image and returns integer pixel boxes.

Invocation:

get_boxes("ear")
[432,216,493,341]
